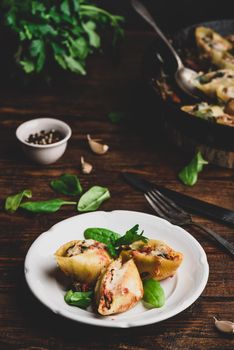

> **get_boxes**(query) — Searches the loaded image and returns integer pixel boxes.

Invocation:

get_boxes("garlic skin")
[214,317,234,333]
[87,134,109,155]
[81,156,93,174]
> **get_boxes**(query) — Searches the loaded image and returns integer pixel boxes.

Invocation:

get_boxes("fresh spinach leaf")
[84,227,120,258]
[108,111,124,123]
[64,290,93,309]
[143,279,165,308]
[115,224,148,246]
[5,189,32,213]
[78,186,110,212]
[20,199,76,213]
[51,174,82,196]
[178,151,208,186]
[84,227,120,243]
[106,243,118,258]
[83,225,148,254]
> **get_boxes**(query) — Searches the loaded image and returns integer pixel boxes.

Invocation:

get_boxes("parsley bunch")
[3,0,124,75]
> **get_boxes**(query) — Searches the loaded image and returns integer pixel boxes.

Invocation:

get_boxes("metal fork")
[145,189,234,257]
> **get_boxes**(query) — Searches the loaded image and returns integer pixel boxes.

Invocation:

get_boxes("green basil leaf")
[106,243,118,258]
[178,151,208,186]
[60,0,71,16]
[30,39,43,57]
[115,224,148,246]
[20,199,76,213]
[54,54,67,70]
[84,227,120,258]
[4,1,124,78]
[19,60,35,73]
[5,189,32,213]
[38,24,58,36]
[51,174,82,196]
[78,186,110,212]
[84,227,121,243]
[31,2,46,15]
[143,279,165,308]
[64,290,93,309]
[82,21,100,48]
[69,37,89,60]
[71,0,80,13]
[64,55,86,75]
[108,111,124,123]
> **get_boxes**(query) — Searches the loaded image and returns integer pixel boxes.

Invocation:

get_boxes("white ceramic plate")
[24,210,209,328]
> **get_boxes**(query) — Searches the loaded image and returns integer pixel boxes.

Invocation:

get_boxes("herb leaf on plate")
[51,174,82,196]
[83,225,148,255]
[78,186,110,212]
[20,199,76,213]
[84,227,120,258]
[115,224,148,246]
[143,279,165,308]
[5,189,32,213]
[178,151,208,186]
[84,227,121,243]
[64,290,93,309]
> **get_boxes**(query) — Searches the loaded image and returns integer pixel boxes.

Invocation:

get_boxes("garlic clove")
[87,134,109,155]
[81,156,93,174]
[214,317,234,333]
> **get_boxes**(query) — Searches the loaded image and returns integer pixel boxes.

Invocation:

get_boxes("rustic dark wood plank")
[0,2,234,349]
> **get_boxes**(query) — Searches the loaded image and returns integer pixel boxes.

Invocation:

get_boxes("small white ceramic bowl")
[16,118,72,165]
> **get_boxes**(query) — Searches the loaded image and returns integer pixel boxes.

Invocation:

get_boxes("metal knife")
[122,172,234,227]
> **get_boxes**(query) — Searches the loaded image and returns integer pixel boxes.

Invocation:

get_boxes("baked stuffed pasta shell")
[181,102,234,126]
[211,51,234,70]
[181,102,224,119]
[195,27,234,69]
[217,85,234,103]
[193,69,234,98]
[195,27,232,57]
[120,240,183,281]
[55,239,112,285]
[95,258,143,315]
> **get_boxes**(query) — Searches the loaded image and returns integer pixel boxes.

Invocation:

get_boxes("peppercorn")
[26,129,63,145]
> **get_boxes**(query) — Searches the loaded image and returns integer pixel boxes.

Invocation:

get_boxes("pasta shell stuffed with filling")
[95,258,143,315]
[55,239,112,285]
[195,27,234,70]
[217,85,234,103]
[195,27,232,57]
[120,239,183,281]
[181,102,234,127]
[211,51,234,71]
[193,69,234,98]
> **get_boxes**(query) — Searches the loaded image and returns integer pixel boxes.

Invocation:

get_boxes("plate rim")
[24,210,209,328]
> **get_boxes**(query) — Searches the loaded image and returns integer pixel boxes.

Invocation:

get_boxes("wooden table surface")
[0,2,234,349]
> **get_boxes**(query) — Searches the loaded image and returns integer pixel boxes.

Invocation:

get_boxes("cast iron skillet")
[143,19,234,151]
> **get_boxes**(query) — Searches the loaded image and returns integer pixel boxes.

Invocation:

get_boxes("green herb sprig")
[3,0,124,76]
[84,224,148,257]
[115,224,148,246]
